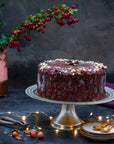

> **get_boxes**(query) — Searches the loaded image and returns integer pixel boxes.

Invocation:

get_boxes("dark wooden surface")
[0,89,113,144]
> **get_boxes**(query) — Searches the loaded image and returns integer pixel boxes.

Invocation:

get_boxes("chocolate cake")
[37,59,107,102]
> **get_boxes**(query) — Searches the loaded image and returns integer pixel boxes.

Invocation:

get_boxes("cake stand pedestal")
[25,85,114,130]
[51,104,83,130]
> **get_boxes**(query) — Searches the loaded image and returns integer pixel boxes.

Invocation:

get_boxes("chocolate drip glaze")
[37,59,107,102]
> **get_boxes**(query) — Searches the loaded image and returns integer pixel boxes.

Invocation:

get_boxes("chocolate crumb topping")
[38,59,107,74]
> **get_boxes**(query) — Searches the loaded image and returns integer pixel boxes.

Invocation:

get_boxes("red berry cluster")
[0,4,78,52]
[8,40,21,51]
[66,18,79,25]
[53,5,78,27]
[56,19,65,26]
[23,20,46,33]
[8,14,54,51]
[11,128,44,140]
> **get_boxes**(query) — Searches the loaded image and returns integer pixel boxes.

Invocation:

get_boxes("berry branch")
[0,4,78,52]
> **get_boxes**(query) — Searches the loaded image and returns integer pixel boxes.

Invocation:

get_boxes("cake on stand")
[25,85,114,130]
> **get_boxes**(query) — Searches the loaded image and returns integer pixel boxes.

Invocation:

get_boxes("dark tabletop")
[0,89,114,144]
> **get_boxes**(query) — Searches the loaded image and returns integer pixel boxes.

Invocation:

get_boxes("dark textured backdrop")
[0,0,114,89]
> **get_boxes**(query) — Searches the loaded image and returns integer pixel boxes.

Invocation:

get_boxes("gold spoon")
[100,123,114,133]
[93,118,113,131]
[93,121,111,131]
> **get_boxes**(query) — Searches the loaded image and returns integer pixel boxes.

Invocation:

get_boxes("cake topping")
[55,58,60,61]
[71,69,76,73]
[72,60,79,66]
[65,61,72,66]
[65,60,79,66]
[39,62,47,71]
[88,69,92,72]
[38,59,107,74]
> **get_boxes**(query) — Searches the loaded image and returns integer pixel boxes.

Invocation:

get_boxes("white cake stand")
[25,85,114,130]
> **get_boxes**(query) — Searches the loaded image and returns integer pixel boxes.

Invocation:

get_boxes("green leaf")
[5,34,11,39]
[70,8,78,14]
[18,23,25,29]
[0,22,6,26]
[73,9,78,12]
[47,9,53,14]
[60,4,66,8]
[0,2,5,8]
[1,42,5,47]
[58,9,62,13]
[27,15,32,20]
[36,13,42,18]
[0,35,9,44]
[59,4,66,8]
[64,8,69,13]
[36,28,39,32]
[25,20,29,24]
[54,15,59,19]
[55,13,62,19]
[40,9,45,14]
[0,49,2,53]
[70,8,73,12]
[31,15,36,20]
[39,19,43,22]
[10,35,16,40]
[0,39,6,44]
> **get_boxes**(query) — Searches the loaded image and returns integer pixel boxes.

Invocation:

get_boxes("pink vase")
[0,50,8,97]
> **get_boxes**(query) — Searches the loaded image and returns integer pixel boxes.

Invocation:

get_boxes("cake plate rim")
[25,84,114,105]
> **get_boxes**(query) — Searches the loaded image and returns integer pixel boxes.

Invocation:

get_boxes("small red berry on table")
[30,129,37,137]
[12,131,18,137]
[37,131,44,139]
[11,129,19,137]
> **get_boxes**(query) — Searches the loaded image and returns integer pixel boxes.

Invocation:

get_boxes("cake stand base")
[51,104,83,130]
